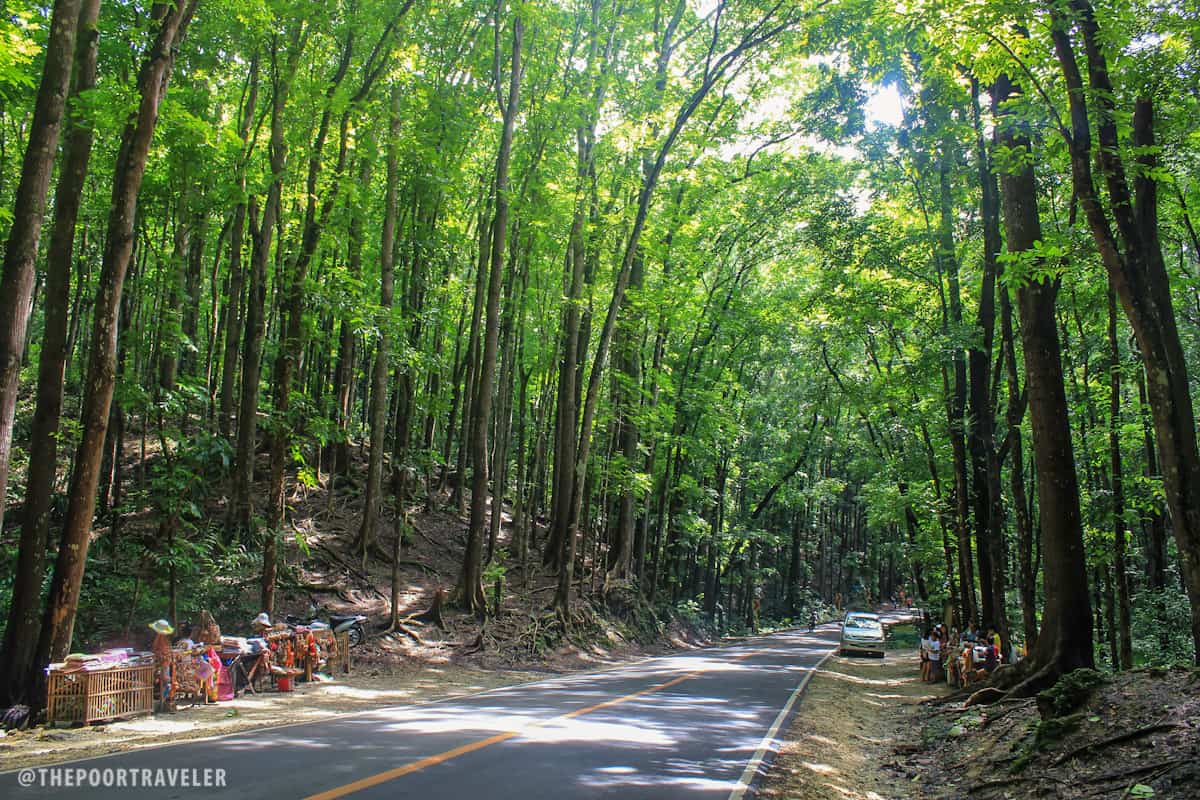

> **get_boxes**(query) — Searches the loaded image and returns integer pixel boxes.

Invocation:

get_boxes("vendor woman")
[149,619,175,709]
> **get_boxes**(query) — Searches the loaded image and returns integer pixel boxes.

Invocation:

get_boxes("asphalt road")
[3,627,839,800]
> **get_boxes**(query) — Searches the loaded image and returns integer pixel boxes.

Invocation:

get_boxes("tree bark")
[32,0,199,701]
[0,0,84,538]
[1107,286,1133,669]
[232,28,305,537]
[219,54,259,438]
[966,81,1008,648]
[456,11,522,614]
[1051,0,1200,662]
[994,73,1094,693]
[359,87,401,556]
[0,0,99,707]
[1003,281,1037,650]
[264,43,354,613]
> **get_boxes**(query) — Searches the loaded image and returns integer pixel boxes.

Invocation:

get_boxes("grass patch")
[887,623,920,651]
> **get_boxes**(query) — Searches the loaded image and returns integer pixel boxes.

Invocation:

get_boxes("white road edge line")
[727,646,836,800]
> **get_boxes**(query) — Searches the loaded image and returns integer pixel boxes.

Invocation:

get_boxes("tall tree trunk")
[358,87,401,556]
[919,418,960,626]
[264,62,354,613]
[333,153,373,477]
[1135,359,1168,647]
[935,146,979,630]
[0,0,99,707]
[32,0,198,705]
[545,147,589,568]
[1003,284,1037,651]
[1051,0,1200,662]
[452,203,490,514]
[1107,286,1133,669]
[966,81,1008,648]
[486,241,521,563]
[605,247,644,589]
[232,29,304,536]
[219,54,260,438]
[180,208,206,382]
[158,208,191,394]
[994,73,1093,693]
[456,11,522,614]
[0,0,84,538]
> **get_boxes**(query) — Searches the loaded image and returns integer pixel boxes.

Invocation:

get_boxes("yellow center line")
[305,651,757,800]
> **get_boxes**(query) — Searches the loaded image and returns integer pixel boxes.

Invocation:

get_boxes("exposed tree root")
[1051,721,1177,766]
[461,628,485,655]
[1081,757,1186,786]
[968,774,1068,795]
[384,621,425,646]
[408,587,447,631]
[964,686,1006,707]
[980,696,1035,728]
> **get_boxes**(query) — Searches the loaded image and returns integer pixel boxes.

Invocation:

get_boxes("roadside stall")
[44,610,353,726]
[46,649,156,725]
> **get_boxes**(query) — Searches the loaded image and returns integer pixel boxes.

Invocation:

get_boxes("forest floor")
[760,645,1200,799]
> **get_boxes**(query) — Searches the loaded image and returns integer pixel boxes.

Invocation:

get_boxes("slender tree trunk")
[333,154,373,477]
[486,244,521,563]
[0,0,84,538]
[935,148,981,631]
[919,418,960,627]
[1135,358,1169,648]
[31,0,198,705]
[0,0,99,707]
[264,84,353,614]
[158,208,191,394]
[1107,286,1133,669]
[1003,285,1037,651]
[452,204,490,513]
[966,81,1008,648]
[180,208,206,382]
[605,247,644,588]
[219,55,259,438]
[232,29,304,536]
[456,12,522,614]
[359,88,401,556]
[545,159,587,568]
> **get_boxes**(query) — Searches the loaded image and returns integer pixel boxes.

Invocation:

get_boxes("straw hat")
[253,612,272,628]
[148,619,174,635]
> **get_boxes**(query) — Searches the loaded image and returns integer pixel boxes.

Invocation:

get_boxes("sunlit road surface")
[2,628,839,799]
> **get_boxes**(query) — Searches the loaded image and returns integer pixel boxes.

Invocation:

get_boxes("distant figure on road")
[808,610,817,632]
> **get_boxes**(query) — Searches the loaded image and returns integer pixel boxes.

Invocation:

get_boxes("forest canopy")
[1,0,1199,707]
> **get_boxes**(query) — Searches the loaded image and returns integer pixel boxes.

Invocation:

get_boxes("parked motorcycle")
[285,612,369,647]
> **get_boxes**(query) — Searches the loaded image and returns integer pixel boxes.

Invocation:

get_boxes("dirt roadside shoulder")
[759,647,946,800]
